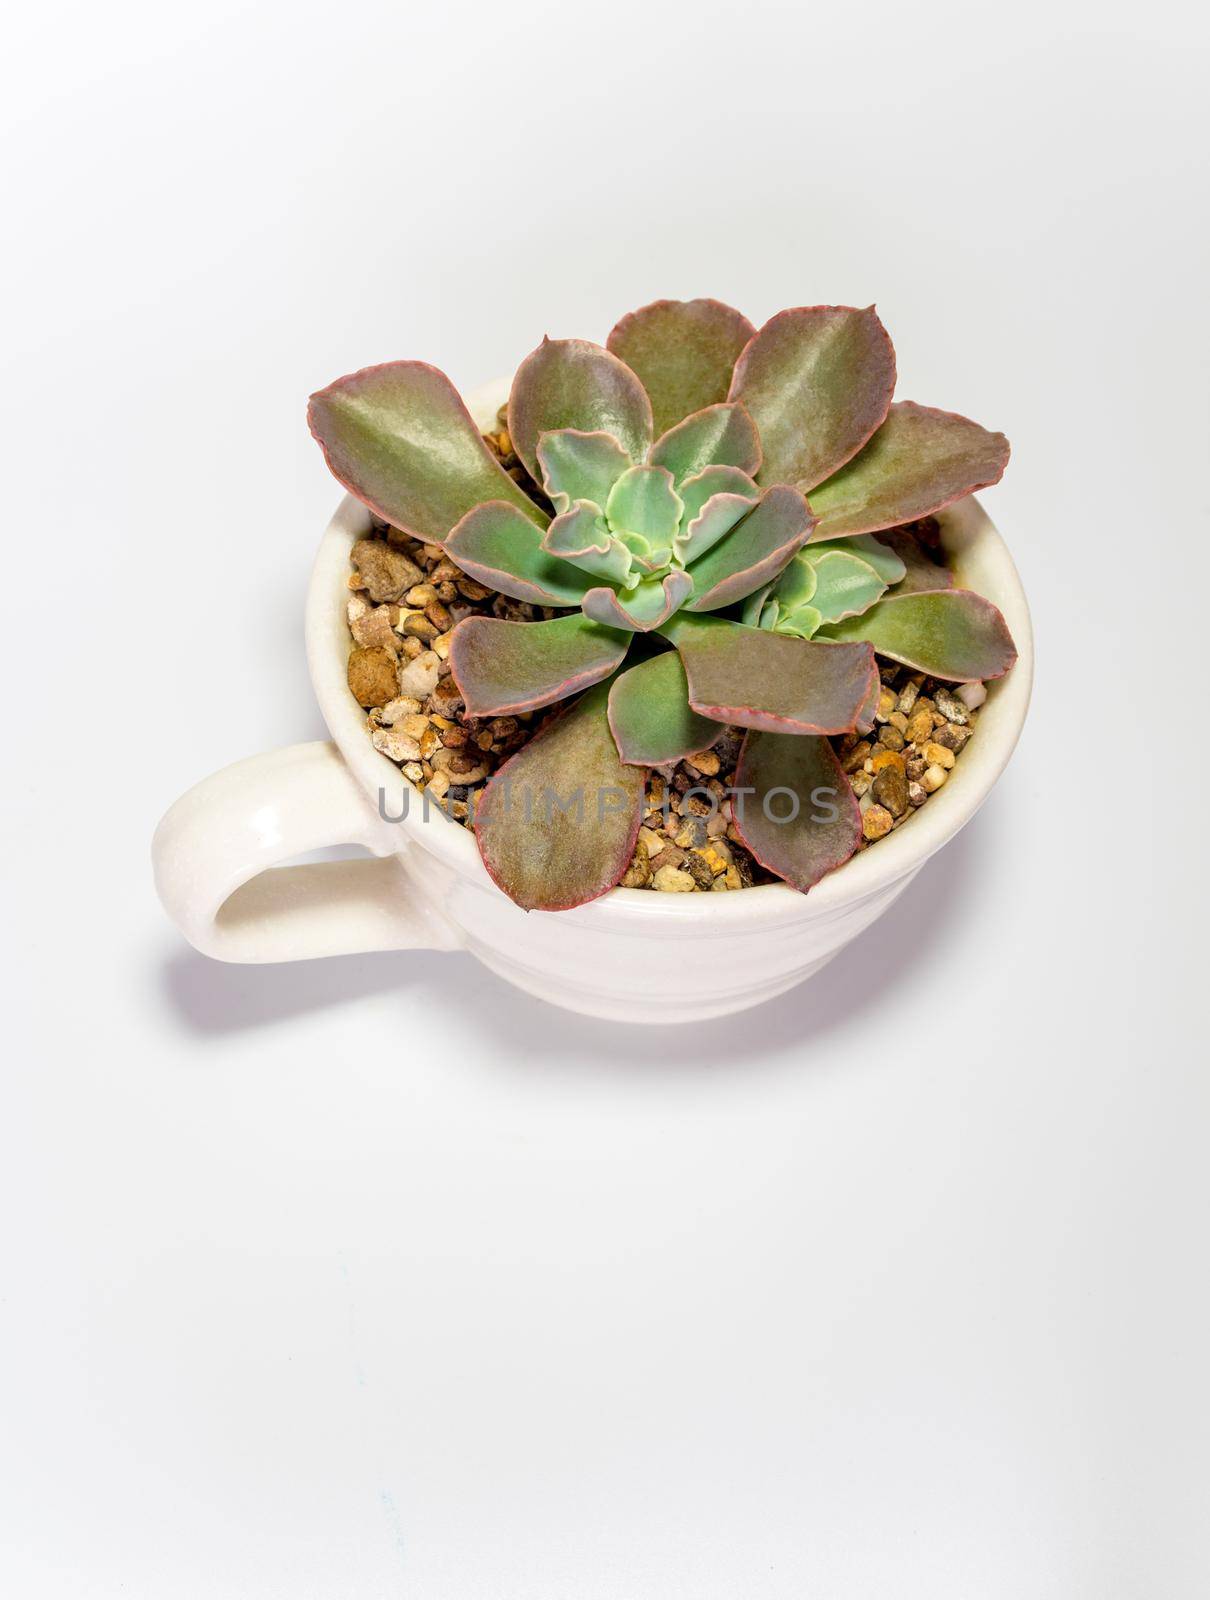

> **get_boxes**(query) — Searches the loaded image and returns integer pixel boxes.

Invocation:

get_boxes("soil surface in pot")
[344,420,984,893]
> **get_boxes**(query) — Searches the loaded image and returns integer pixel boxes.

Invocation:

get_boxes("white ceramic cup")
[153,381,1033,1023]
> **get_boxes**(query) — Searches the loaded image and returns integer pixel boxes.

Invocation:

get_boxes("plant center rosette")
[310,300,1017,911]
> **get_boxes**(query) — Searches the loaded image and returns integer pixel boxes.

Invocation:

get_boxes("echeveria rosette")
[308,297,1017,912]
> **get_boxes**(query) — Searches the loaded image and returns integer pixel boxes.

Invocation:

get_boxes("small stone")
[896,678,922,714]
[402,612,439,641]
[874,685,896,722]
[849,769,872,798]
[872,763,909,818]
[685,749,720,776]
[637,826,664,855]
[685,853,715,889]
[371,726,422,762]
[426,769,451,800]
[401,761,424,784]
[923,741,956,770]
[934,687,969,724]
[347,647,399,707]
[620,839,651,888]
[351,605,400,653]
[649,844,687,873]
[396,650,441,699]
[870,749,906,775]
[888,710,909,733]
[957,681,987,711]
[351,538,423,603]
[921,764,948,793]
[930,723,970,753]
[379,696,422,724]
[843,740,872,773]
[675,817,709,849]
[431,747,489,785]
[905,707,934,744]
[908,781,927,807]
[876,723,905,752]
[862,804,894,841]
[905,755,927,782]
[652,864,696,893]
[695,844,731,876]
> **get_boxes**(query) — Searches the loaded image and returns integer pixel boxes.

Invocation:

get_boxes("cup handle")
[152,741,461,963]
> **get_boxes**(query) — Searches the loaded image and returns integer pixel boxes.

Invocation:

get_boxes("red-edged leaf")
[444,501,593,605]
[606,650,722,766]
[821,589,1017,681]
[449,614,631,716]
[684,485,816,612]
[606,298,756,435]
[648,402,762,481]
[666,615,877,734]
[508,337,652,482]
[308,361,545,542]
[473,683,646,912]
[729,306,896,491]
[581,570,693,633]
[808,401,1010,538]
[732,733,862,893]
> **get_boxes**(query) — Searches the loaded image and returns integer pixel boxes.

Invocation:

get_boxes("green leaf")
[665,614,877,735]
[649,403,762,482]
[508,338,652,482]
[767,551,818,612]
[444,501,593,606]
[684,485,816,612]
[674,466,761,563]
[774,604,823,637]
[473,682,647,912]
[536,429,633,514]
[607,651,721,767]
[805,549,888,624]
[820,589,1017,680]
[807,533,906,586]
[449,613,631,716]
[308,361,547,542]
[605,464,683,547]
[808,402,1010,538]
[732,733,862,893]
[729,306,896,491]
[542,503,636,588]
[581,571,694,633]
[606,298,756,435]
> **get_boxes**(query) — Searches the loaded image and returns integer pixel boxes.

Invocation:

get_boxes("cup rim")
[305,379,1033,929]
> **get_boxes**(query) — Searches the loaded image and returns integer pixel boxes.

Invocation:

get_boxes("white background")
[2,1,1207,1594]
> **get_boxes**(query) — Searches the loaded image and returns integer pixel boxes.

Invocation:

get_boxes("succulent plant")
[310,300,1017,911]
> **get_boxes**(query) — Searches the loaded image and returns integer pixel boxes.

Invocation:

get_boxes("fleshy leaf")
[674,466,760,562]
[473,682,646,912]
[649,403,762,482]
[683,485,816,612]
[445,501,593,606]
[732,733,862,893]
[606,298,756,435]
[536,429,633,515]
[606,651,721,767]
[774,604,823,637]
[808,402,1010,538]
[508,338,652,482]
[308,361,547,542]
[605,465,682,546]
[543,502,636,588]
[666,615,877,735]
[806,550,888,624]
[741,583,774,628]
[449,613,631,716]
[806,533,906,586]
[820,589,1017,681]
[581,571,694,633]
[768,552,818,612]
[729,306,896,491]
